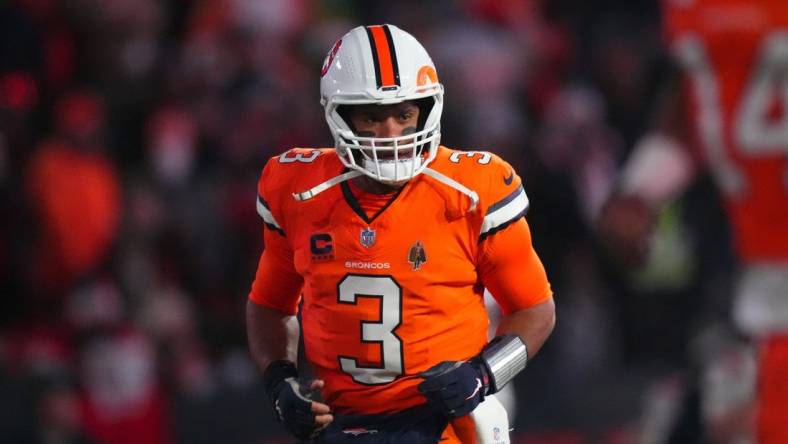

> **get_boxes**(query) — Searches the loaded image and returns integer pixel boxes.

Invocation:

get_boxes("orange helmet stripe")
[366,25,400,89]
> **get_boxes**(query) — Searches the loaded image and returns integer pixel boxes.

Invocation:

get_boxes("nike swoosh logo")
[504,172,514,185]
[465,378,483,400]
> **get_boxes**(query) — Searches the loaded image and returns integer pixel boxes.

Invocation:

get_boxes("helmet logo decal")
[321,39,342,77]
[365,25,401,89]
[416,65,438,87]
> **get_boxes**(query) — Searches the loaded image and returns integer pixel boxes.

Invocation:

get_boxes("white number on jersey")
[278,150,321,163]
[449,151,492,165]
[674,31,788,197]
[735,32,788,152]
[337,275,403,385]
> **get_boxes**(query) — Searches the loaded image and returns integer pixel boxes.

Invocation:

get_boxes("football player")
[598,1,788,442]
[246,24,555,443]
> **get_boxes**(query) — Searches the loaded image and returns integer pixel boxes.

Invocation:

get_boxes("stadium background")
[0,0,740,442]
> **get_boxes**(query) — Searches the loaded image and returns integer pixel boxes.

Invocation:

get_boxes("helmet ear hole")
[336,105,357,134]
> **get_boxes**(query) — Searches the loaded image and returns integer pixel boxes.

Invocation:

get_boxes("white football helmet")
[320,24,444,183]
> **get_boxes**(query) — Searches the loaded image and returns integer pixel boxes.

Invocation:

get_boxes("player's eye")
[360,115,379,125]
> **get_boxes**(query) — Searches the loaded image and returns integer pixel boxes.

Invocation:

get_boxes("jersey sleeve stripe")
[479,209,527,243]
[256,195,285,235]
[486,185,526,215]
[480,186,529,241]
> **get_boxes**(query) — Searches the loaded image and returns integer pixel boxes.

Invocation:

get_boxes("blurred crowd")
[0,0,740,443]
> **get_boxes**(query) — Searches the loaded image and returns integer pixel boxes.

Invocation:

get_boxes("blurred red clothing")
[78,327,173,444]
[757,335,788,444]
[663,0,788,262]
[80,388,172,444]
[26,140,121,288]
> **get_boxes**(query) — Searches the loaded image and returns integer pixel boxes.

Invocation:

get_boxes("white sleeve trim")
[256,195,283,231]
[480,186,529,239]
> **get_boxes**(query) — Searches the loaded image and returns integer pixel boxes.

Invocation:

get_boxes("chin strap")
[422,167,479,212]
[292,170,363,201]
[291,167,480,213]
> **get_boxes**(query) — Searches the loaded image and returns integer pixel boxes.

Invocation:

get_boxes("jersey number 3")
[337,275,404,385]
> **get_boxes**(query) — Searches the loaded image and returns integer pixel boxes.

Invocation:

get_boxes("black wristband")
[263,360,298,402]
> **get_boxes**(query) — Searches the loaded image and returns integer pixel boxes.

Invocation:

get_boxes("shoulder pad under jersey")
[256,148,340,236]
[429,147,529,241]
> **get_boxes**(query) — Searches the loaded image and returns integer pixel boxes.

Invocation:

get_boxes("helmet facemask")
[326,91,443,184]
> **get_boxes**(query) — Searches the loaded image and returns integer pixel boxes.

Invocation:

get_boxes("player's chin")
[381,178,411,187]
[368,172,409,187]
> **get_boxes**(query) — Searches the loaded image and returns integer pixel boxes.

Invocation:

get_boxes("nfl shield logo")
[493,427,500,441]
[360,227,376,248]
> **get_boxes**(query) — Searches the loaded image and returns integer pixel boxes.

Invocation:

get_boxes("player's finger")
[418,378,449,393]
[418,373,457,393]
[314,413,334,426]
[311,401,331,414]
[309,379,325,390]
[419,361,460,379]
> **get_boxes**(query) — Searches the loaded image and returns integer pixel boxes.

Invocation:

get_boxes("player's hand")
[271,377,333,439]
[263,361,333,440]
[418,360,487,418]
[596,194,655,267]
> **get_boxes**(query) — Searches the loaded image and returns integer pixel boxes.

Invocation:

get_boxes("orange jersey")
[663,0,788,262]
[249,146,552,415]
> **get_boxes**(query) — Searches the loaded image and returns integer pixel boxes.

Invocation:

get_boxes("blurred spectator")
[536,85,621,222]
[25,90,120,295]
[79,329,172,444]
[146,106,198,187]
[597,1,788,442]
[36,373,96,444]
